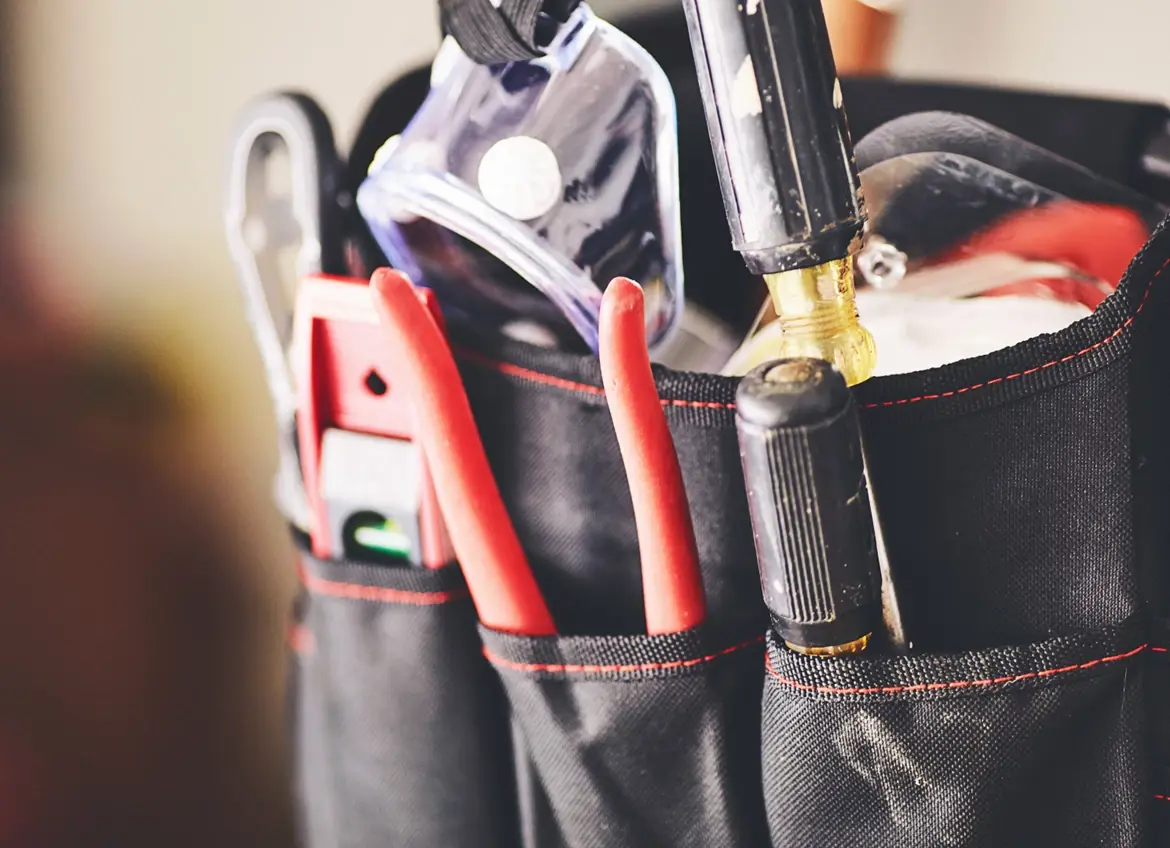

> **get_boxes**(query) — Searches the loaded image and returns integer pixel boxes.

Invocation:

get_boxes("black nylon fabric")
[762,623,1149,847]
[292,555,518,847]
[480,627,771,848]
[1130,195,1170,828]
[1149,620,1170,815]
[856,353,1138,652]
[456,343,764,638]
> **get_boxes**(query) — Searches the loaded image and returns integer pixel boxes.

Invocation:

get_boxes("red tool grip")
[599,277,707,635]
[370,269,557,636]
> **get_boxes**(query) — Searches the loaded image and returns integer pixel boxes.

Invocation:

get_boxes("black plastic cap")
[735,359,851,430]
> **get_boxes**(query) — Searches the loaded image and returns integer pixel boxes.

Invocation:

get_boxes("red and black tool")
[370,269,557,635]
[295,274,452,568]
[369,269,707,636]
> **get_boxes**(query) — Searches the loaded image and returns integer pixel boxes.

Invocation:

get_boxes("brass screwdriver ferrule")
[764,256,876,387]
[721,256,878,386]
[786,633,872,657]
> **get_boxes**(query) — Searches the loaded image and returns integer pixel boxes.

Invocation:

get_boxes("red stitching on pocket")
[484,635,765,676]
[859,255,1166,410]
[455,254,1166,412]
[1152,646,1168,654]
[455,347,736,411]
[300,563,467,606]
[457,348,607,398]
[765,643,1147,696]
[1156,794,1170,802]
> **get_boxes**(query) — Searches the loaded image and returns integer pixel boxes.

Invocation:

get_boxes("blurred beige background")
[9,0,1170,491]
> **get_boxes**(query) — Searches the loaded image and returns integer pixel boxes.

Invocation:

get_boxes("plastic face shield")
[357,3,684,354]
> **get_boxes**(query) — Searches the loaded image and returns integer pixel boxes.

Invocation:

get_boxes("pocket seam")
[766,641,1147,698]
[857,252,1162,412]
[454,251,1165,417]
[484,635,765,678]
[300,565,469,606]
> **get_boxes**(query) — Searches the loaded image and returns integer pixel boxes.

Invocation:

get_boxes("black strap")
[440,0,580,65]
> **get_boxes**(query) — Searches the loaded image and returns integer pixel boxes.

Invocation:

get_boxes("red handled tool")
[940,202,1148,309]
[370,269,557,636]
[295,275,453,568]
[599,277,707,635]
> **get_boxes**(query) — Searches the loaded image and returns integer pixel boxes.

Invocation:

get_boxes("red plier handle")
[600,277,707,635]
[371,270,705,637]
[370,269,556,636]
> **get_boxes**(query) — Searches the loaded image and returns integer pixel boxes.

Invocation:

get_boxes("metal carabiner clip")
[224,92,348,532]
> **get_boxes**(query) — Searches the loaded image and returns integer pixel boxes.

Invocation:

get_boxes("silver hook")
[225,92,344,531]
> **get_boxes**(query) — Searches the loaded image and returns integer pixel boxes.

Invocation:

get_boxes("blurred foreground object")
[0,222,296,847]
[822,0,899,75]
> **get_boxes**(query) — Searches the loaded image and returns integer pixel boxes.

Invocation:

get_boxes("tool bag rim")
[479,623,766,681]
[764,617,1148,703]
[448,211,1170,426]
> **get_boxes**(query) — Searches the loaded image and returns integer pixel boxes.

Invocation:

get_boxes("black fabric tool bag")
[410,211,1167,848]
[289,555,519,847]
[479,627,771,848]
[287,0,1170,829]
[290,211,1170,846]
[289,223,1170,847]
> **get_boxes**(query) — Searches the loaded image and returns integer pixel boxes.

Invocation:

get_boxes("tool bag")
[290,220,1170,847]
[284,6,1170,847]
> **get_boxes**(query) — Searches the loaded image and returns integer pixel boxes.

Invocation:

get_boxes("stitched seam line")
[299,563,467,606]
[455,255,1165,411]
[765,643,1147,696]
[1152,646,1168,654]
[455,347,735,411]
[860,255,1164,409]
[1156,795,1170,802]
[484,635,765,676]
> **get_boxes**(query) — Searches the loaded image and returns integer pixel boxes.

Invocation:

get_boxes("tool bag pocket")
[1146,619,1170,836]
[761,620,1150,848]
[480,627,772,848]
[291,553,518,848]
